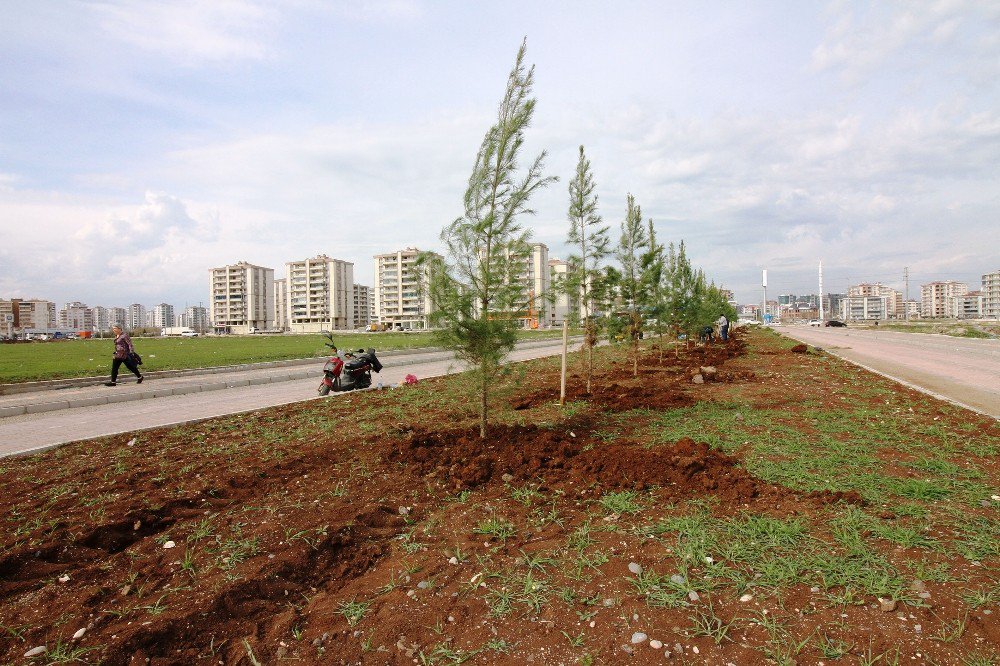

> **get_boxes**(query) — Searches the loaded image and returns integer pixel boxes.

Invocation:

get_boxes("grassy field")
[0,329,571,383]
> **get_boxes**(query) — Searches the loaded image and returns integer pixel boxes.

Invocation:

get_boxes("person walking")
[716,313,730,342]
[105,324,143,386]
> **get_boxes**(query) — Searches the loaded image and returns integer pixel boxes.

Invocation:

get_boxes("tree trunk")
[479,369,488,439]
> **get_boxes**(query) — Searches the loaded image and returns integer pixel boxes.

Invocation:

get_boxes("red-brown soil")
[0,328,996,665]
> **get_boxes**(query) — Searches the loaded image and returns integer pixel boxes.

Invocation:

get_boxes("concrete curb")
[0,339,581,419]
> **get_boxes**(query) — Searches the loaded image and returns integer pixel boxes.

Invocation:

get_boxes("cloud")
[88,0,275,65]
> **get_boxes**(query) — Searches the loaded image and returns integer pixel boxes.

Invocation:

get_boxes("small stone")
[621,645,634,655]
[879,598,897,612]
[810,586,820,593]
[119,584,131,596]
[628,562,642,575]
[650,640,663,649]
[589,621,595,628]
[447,616,455,623]
[58,574,70,583]
[691,374,704,384]
[417,581,430,589]
[72,628,86,640]
[603,598,615,607]
[632,613,639,622]
[24,646,46,658]
[312,638,322,647]
[918,591,931,599]
[670,574,686,585]
[734,413,744,421]
[739,594,753,602]
[162,540,176,549]
[501,473,514,483]
[133,520,141,531]
[692,646,700,654]
[398,506,410,515]
[704,556,713,564]
[979,500,991,507]
[688,590,700,602]
[991,495,1000,501]
[674,642,684,654]
[910,580,926,593]
[914,624,922,633]
[448,557,459,565]
[126,438,136,447]
[631,632,648,644]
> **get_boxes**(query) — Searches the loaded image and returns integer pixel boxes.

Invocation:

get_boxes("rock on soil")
[790,344,808,353]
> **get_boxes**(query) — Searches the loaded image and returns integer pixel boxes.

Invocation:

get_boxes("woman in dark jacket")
[105,324,143,386]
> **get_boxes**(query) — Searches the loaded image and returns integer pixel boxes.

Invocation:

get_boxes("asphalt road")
[778,326,1000,418]
[0,339,581,458]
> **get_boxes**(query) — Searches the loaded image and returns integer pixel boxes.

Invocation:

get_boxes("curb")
[0,339,581,419]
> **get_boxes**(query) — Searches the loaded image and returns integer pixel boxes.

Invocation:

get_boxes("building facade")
[284,255,353,332]
[841,295,887,321]
[547,259,574,326]
[151,303,175,329]
[982,270,1000,319]
[948,291,984,319]
[353,284,373,329]
[183,305,210,332]
[374,248,436,330]
[0,298,57,332]
[127,304,147,331]
[921,281,968,318]
[272,278,288,331]
[209,261,275,334]
[59,301,94,331]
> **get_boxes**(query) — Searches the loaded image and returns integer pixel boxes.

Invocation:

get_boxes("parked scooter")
[317,333,382,395]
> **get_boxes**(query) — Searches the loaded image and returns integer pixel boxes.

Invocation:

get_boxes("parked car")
[825,320,847,327]
[808,319,821,326]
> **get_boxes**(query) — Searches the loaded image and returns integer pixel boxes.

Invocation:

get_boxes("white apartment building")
[948,291,984,319]
[151,303,175,329]
[59,301,94,331]
[903,300,920,319]
[522,243,550,328]
[547,259,572,326]
[90,306,111,333]
[375,248,437,330]
[273,278,288,331]
[921,281,968,318]
[127,304,146,331]
[285,255,353,332]
[353,284,373,329]
[209,261,275,334]
[848,283,902,318]
[982,269,1000,319]
[841,295,887,321]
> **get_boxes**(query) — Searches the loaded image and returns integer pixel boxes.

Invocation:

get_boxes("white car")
[808,319,821,326]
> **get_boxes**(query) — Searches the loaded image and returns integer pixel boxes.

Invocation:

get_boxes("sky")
[1,0,998,309]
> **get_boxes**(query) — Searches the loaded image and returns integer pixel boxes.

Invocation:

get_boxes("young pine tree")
[615,193,648,377]
[565,145,610,394]
[421,39,556,439]
[639,218,667,362]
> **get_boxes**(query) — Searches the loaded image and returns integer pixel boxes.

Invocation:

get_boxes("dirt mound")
[790,343,808,353]
[388,426,855,511]
[513,377,693,412]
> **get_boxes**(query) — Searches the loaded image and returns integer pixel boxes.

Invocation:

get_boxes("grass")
[0,329,571,383]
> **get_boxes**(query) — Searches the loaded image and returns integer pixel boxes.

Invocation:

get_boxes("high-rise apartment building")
[151,303,175,329]
[547,259,574,326]
[375,248,437,330]
[848,283,901,318]
[283,255,353,332]
[522,243,550,327]
[982,269,1000,319]
[841,296,887,321]
[353,284,373,329]
[182,305,209,332]
[948,291,984,319]
[921,281,968,318]
[209,261,275,333]
[273,278,288,331]
[90,306,111,333]
[59,301,94,331]
[127,304,146,331]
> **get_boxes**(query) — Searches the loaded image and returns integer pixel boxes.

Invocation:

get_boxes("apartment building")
[547,259,573,326]
[983,269,1000,319]
[127,304,146,331]
[209,261,275,334]
[0,299,56,332]
[59,301,94,331]
[150,303,175,329]
[375,248,437,330]
[522,243,550,327]
[841,295,887,321]
[848,283,901,318]
[273,278,288,331]
[90,306,111,333]
[285,255,353,332]
[182,305,209,332]
[921,281,968,318]
[948,291,984,319]
[353,284,373,329]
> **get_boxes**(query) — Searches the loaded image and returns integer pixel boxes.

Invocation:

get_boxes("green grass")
[0,329,570,383]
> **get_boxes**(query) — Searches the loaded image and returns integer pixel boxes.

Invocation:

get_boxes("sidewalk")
[0,339,582,457]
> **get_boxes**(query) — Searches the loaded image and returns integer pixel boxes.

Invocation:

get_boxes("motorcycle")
[318,339,383,395]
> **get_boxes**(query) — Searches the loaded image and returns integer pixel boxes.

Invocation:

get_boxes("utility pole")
[762,269,768,323]
[904,267,909,322]
[818,260,824,322]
